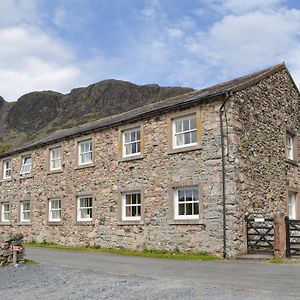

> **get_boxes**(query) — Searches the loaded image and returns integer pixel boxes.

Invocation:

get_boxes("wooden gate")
[285,217,300,257]
[245,217,274,254]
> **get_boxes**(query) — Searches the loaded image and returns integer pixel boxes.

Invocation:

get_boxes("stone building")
[0,63,299,258]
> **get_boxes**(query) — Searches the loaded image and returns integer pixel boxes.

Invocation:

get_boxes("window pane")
[179,204,185,215]
[186,203,193,215]
[178,190,185,202]
[184,132,191,145]
[126,194,131,205]
[175,120,182,133]
[190,117,196,130]
[136,129,141,140]
[132,142,137,154]
[124,132,130,143]
[194,203,199,215]
[183,118,190,131]
[126,206,131,217]
[131,131,136,142]
[176,133,184,147]
[191,131,197,143]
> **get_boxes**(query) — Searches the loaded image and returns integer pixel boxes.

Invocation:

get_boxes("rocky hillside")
[0,80,194,153]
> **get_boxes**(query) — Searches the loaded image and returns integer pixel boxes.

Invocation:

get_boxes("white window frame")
[1,202,10,223]
[288,191,297,220]
[77,196,93,221]
[20,201,31,222]
[50,147,62,171]
[286,133,294,160]
[122,127,141,158]
[174,186,199,220]
[48,199,62,222]
[121,191,142,221]
[78,139,93,166]
[3,159,12,179]
[172,114,197,149]
[20,155,32,175]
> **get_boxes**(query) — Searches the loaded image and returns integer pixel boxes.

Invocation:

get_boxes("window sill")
[0,178,13,183]
[286,159,298,166]
[18,174,34,180]
[75,221,95,226]
[47,221,63,226]
[169,219,204,225]
[118,154,144,163]
[118,220,144,225]
[47,169,63,175]
[0,222,11,226]
[168,144,202,155]
[17,222,32,226]
[74,163,95,170]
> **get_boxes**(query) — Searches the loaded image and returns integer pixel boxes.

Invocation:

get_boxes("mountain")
[0,80,194,153]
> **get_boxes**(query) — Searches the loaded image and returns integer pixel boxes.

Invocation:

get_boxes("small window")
[172,114,197,149]
[20,201,30,222]
[122,191,141,221]
[288,191,297,220]
[3,159,12,179]
[50,147,62,171]
[122,128,141,157]
[1,202,10,223]
[20,156,32,175]
[77,196,92,221]
[174,186,199,220]
[78,139,93,166]
[49,199,62,222]
[286,133,295,160]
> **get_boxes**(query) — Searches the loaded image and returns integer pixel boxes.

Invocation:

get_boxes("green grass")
[268,258,296,264]
[24,242,221,261]
[24,258,39,265]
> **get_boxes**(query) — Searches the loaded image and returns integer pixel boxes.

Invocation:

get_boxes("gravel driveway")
[0,248,299,300]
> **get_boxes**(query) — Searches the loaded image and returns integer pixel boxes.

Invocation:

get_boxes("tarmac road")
[0,247,299,299]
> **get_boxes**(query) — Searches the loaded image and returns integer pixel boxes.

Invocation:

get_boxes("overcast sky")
[1,0,300,101]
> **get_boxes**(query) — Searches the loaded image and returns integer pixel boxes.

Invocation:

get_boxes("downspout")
[219,91,230,258]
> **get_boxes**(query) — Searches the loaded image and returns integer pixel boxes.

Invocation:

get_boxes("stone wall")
[0,99,236,257]
[0,232,25,266]
[1,69,297,258]
[232,69,300,219]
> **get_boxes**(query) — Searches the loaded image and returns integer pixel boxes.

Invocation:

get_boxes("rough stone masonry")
[0,232,25,266]
[0,63,299,258]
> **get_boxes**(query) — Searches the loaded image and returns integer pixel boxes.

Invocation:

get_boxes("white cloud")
[205,0,282,15]
[0,25,80,100]
[184,8,300,76]
[0,0,39,27]
[53,6,70,28]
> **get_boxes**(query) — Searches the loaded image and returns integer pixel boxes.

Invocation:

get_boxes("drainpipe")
[219,91,230,259]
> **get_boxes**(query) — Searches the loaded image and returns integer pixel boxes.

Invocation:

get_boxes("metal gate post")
[285,216,291,258]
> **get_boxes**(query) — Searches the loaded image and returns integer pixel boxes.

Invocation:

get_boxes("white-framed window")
[172,114,197,149]
[78,139,93,165]
[3,159,12,179]
[77,196,92,221]
[286,133,294,160]
[1,202,10,223]
[20,201,30,222]
[121,191,142,221]
[288,191,297,220]
[20,155,32,175]
[122,127,141,157]
[174,186,199,220]
[49,199,62,222]
[50,147,62,171]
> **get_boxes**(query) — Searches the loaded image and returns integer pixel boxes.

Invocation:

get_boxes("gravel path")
[0,263,298,300]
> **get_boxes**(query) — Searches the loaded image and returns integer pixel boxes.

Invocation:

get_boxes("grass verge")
[24,242,221,261]
[24,258,39,265]
[268,258,298,264]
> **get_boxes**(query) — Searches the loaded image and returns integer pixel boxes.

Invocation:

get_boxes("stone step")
[236,253,274,260]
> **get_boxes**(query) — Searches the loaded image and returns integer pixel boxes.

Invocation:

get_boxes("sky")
[1,0,300,101]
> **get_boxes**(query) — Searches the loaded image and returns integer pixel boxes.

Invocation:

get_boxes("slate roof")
[0,63,287,158]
